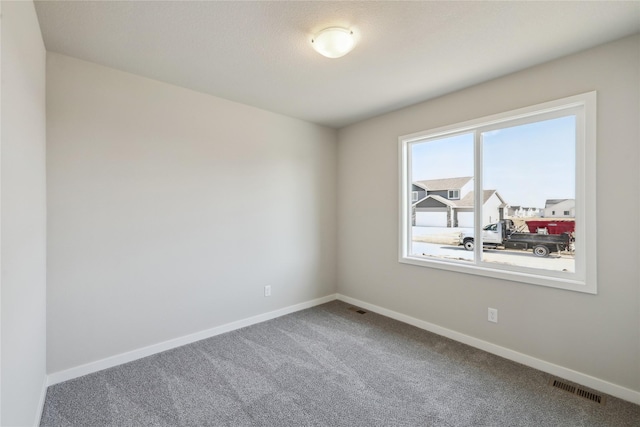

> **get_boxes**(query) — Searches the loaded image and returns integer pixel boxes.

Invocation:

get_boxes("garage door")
[415,212,447,227]
[457,212,474,228]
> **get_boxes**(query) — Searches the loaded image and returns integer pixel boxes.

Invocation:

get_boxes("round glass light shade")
[311,27,355,58]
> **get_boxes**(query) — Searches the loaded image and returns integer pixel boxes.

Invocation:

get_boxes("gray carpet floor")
[40,300,640,426]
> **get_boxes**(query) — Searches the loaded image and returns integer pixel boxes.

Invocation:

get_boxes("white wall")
[338,35,640,394]
[483,193,503,226]
[544,199,575,218]
[46,53,337,373]
[1,1,48,425]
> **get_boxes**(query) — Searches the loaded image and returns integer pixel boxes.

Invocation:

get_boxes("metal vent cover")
[347,306,367,315]
[550,378,606,405]
[576,388,605,404]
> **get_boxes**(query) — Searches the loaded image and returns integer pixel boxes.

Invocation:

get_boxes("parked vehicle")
[459,219,571,257]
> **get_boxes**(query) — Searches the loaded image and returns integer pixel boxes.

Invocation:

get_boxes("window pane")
[481,116,576,272]
[410,133,474,262]
[400,92,594,292]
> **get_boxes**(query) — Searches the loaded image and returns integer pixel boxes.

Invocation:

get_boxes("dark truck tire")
[533,245,550,257]
[463,239,474,251]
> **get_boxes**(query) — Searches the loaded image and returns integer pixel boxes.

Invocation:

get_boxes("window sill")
[399,255,596,294]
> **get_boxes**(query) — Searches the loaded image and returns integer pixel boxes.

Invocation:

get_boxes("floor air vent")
[550,378,606,405]
[576,388,605,404]
[551,379,576,394]
[348,307,367,314]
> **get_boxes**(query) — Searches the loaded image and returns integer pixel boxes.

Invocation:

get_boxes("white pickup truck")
[459,220,571,257]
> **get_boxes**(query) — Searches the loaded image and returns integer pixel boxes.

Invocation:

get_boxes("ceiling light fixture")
[311,27,355,59]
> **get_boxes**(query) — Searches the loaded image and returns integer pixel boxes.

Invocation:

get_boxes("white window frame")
[412,191,419,202]
[399,92,597,294]
[448,189,460,200]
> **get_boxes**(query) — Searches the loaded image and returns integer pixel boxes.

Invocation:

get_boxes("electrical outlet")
[488,307,498,323]
[264,285,271,297]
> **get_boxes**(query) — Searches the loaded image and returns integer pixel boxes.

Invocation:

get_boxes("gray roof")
[545,199,574,208]
[455,190,505,208]
[509,206,540,210]
[414,190,505,208]
[414,194,456,208]
[414,176,472,191]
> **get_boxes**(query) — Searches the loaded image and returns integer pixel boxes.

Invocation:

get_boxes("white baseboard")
[336,293,640,405]
[47,294,337,386]
[46,292,640,406]
[36,376,48,426]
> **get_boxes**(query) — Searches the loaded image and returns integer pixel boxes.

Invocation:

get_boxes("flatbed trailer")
[459,220,571,257]
[502,231,571,257]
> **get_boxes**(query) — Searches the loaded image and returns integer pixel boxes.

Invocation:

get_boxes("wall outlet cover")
[488,307,498,323]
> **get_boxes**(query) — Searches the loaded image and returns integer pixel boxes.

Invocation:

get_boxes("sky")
[411,115,576,208]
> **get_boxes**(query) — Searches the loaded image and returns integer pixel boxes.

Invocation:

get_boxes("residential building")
[506,205,542,218]
[412,177,506,227]
[544,199,576,218]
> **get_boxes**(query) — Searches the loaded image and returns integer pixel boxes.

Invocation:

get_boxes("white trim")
[35,376,48,426]
[0,1,3,423]
[45,291,639,406]
[335,294,640,405]
[399,93,593,144]
[47,294,337,386]
[399,92,597,293]
[399,255,592,293]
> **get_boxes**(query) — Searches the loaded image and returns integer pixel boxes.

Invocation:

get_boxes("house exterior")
[506,205,542,218]
[543,199,575,218]
[412,176,474,204]
[412,177,507,227]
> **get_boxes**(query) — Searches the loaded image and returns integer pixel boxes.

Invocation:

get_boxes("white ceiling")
[34,1,640,128]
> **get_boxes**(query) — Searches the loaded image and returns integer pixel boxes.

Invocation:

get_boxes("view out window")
[399,92,597,293]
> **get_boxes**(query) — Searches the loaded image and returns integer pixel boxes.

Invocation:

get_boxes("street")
[411,241,575,272]
[410,226,575,272]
